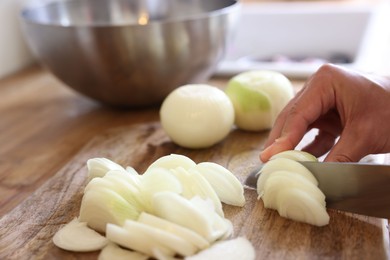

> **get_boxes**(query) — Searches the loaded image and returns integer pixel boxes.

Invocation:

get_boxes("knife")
[245,161,390,219]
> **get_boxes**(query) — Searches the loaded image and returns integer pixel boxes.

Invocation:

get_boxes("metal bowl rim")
[20,0,241,28]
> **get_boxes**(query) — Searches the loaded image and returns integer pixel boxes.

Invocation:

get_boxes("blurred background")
[0,0,35,79]
[1,0,389,81]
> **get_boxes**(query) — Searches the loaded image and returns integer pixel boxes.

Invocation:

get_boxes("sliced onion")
[262,170,326,210]
[269,150,318,162]
[277,188,330,226]
[125,166,140,176]
[257,150,329,226]
[123,219,198,257]
[185,237,255,260]
[147,154,197,171]
[189,196,233,241]
[98,243,148,260]
[257,158,318,198]
[79,188,140,233]
[137,212,210,250]
[140,167,183,213]
[152,192,224,243]
[104,169,142,188]
[106,223,175,257]
[194,162,245,207]
[53,218,108,252]
[87,158,126,179]
[172,167,224,217]
[55,154,252,257]
[85,175,142,210]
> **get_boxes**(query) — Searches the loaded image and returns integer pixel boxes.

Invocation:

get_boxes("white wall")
[0,0,35,79]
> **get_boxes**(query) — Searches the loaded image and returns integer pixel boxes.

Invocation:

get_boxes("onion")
[137,212,210,250]
[269,150,318,162]
[194,162,245,207]
[277,188,330,227]
[262,170,326,210]
[256,158,318,198]
[185,237,255,260]
[257,150,330,226]
[152,192,230,242]
[98,243,148,260]
[160,84,235,149]
[147,153,197,171]
[79,187,140,233]
[87,158,126,179]
[225,70,294,131]
[171,167,224,217]
[140,167,183,213]
[106,223,174,257]
[53,218,108,252]
[53,154,251,257]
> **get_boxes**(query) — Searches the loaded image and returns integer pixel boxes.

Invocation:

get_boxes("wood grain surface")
[1,122,388,260]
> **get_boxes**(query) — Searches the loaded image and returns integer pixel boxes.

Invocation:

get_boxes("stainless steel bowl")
[21,0,240,107]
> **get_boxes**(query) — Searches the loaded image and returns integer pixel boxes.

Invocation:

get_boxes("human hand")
[260,64,390,162]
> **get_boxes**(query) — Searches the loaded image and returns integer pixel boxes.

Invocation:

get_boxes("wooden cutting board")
[0,122,389,259]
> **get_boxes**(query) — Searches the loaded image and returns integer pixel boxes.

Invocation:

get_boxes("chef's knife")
[245,162,390,219]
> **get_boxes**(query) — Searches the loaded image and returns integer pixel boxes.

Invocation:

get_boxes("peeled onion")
[160,84,235,149]
[225,70,294,131]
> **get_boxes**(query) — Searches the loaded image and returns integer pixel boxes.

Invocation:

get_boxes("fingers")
[302,130,338,158]
[324,128,366,162]
[260,64,390,163]
[262,77,309,148]
[260,65,337,162]
[301,110,342,157]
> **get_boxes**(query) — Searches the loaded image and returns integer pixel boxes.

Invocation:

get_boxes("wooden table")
[0,65,389,259]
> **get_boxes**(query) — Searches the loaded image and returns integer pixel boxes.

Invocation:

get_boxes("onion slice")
[106,223,174,257]
[172,167,224,217]
[269,150,318,162]
[98,243,148,260]
[137,212,210,250]
[257,158,318,198]
[277,188,330,226]
[257,150,329,226]
[152,192,228,242]
[123,219,198,257]
[194,162,245,207]
[79,188,140,233]
[53,218,108,252]
[262,170,326,210]
[185,237,255,260]
[147,154,197,171]
[87,158,126,179]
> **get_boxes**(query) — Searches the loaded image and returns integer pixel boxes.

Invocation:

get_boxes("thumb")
[324,129,367,162]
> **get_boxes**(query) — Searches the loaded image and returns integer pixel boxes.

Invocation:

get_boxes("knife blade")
[245,161,390,219]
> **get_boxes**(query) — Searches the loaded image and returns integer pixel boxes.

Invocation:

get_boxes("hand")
[260,64,390,162]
